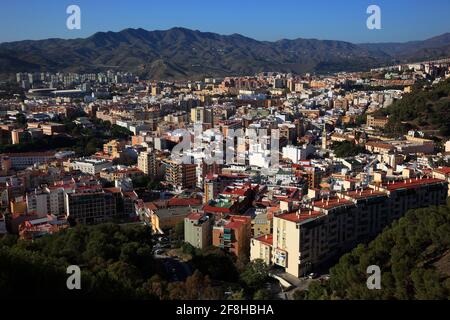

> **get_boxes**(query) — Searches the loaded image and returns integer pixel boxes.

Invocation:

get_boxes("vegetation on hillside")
[0,223,272,300]
[377,79,450,136]
[0,224,159,299]
[0,118,133,156]
[332,141,366,158]
[301,202,450,300]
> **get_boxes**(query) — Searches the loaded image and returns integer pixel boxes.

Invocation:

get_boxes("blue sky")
[1,0,450,43]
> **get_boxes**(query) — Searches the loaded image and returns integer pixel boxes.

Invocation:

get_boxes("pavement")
[270,270,314,300]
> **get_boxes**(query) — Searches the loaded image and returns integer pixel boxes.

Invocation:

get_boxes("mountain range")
[1,27,450,80]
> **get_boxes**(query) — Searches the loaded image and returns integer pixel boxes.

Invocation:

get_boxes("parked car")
[308,273,318,279]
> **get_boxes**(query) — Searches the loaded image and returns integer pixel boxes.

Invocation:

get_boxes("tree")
[292,289,308,300]
[143,275,168,300]
[332,141,366,158]
[379,79,450,137]
[0,223,162,299]
[113,153,137,166]
[190,247,239,282]
[85,138,102,155]
[240,259,270,291]
[228,289,246,300]
[253,289,271,300]
[306,203,450,300]
[15,113,27,127]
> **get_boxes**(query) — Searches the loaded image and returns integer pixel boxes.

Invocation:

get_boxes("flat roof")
[381,178,445,191]
[277,210,323,223]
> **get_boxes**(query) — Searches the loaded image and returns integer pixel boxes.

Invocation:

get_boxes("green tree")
[240,259,270,291]
[332,141,366,158]
[253,289,271,300]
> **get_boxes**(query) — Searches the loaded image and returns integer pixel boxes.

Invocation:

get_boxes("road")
[155,254,192,282]
[271,270,315,300]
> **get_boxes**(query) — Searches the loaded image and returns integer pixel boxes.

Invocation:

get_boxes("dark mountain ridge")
[1,27,449,79]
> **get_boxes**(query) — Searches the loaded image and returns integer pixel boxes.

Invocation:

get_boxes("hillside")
[0,223,161,298]
[304,202,450,300]
[1,28,450,79]
[377,78,450,137]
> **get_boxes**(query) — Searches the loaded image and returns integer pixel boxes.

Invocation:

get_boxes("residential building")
[366,115,389,128]
[103,139,125,159]
[4,152,55,170]
[184,211,213,249]
[70,158,113,175]
[432,167,450,196]
[212,215,252,257]
[164,160,196,189]
[251,177,448,277]
[65,187,118,224]
[137,150,157,177]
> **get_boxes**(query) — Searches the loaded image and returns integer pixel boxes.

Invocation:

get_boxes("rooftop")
[380,177,445,191]
[434,167,450,176]
[255,234,273,246]
[312,197,353,210]
[342,188,387,200]
[277,210,323,223]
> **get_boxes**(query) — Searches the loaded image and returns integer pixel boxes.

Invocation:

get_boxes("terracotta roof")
[382,178,445,191]
[277,210,323,223]
[104,187,121,193]
[435,167,450,176]
[144,202,158,210]
[312,197,353,210]
[255,234,273,246]
[186,212,204,221]
[203,204,231,214]
[343,189,387,200]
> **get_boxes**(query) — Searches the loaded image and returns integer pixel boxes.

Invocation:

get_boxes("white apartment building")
[71,158,113,175]
[26,187,68,217]
[282,144,315,164]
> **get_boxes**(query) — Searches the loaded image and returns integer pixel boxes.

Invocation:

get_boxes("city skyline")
[1,0,450,305]
[1,0,450,43]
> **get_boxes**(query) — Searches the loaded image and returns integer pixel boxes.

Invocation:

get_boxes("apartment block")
[65,187,118,224]
[250,234,273,266]
[213,215,252,257]
[4,152,55,170]
[70,158,113,175]
[103,139,125,159]
[250,177,448,278]
[26,186,67,217]
[164,160,196,189]
[137,150,157,177]
[366,115,389,128]
[191,106,213,125]
[184,211,213,249]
